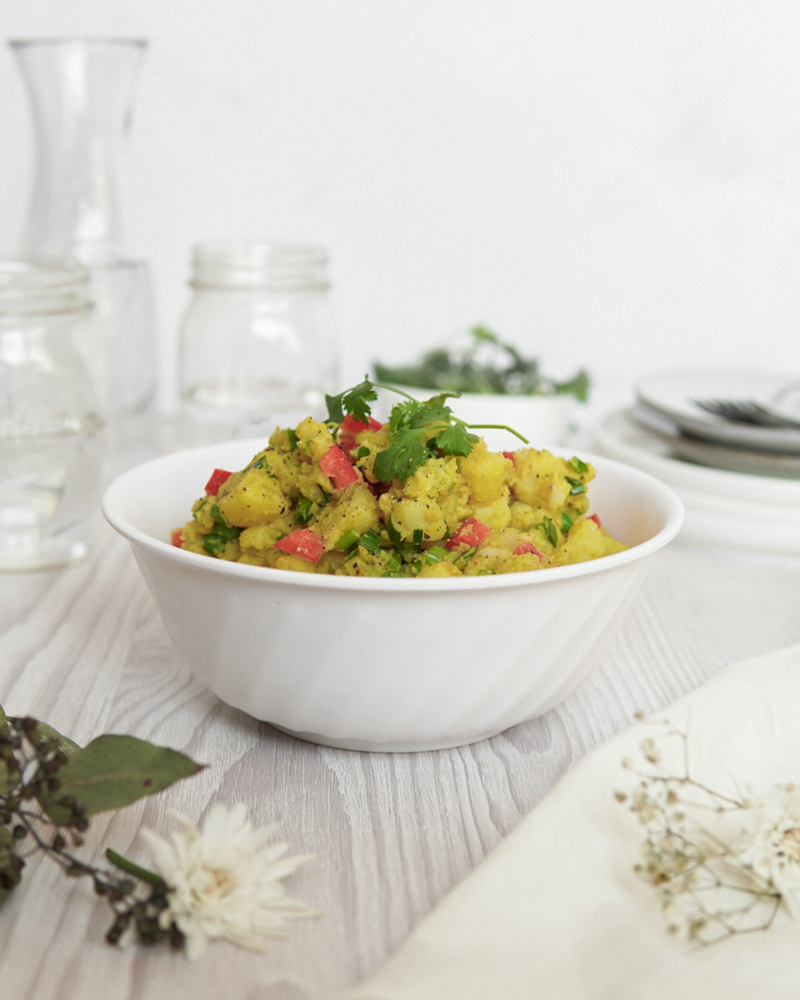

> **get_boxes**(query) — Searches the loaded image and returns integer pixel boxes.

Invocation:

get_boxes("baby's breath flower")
[740,786,800,920]
[640,738,660,765]
[140,803,317,959]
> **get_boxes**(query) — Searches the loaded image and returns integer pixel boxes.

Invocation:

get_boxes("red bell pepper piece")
[340,414,382,434]
[171,529,183,548]
[445,517,492,550]
[204,468,232,496]
[587,514,603,529]
[502,451,517,463]
[272,528,324,563]
[320,445,360,488]
[513,541,543,558]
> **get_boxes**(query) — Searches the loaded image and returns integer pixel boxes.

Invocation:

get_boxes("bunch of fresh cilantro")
[325,378,527,482]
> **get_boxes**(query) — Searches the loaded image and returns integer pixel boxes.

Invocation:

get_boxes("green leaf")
[373,428,430,482]
[294,497,314,526]
[40,735,203,824]
[432,424,479,456]
[555,369,590,402]
[31,721,81,757]
[325,378,378,424]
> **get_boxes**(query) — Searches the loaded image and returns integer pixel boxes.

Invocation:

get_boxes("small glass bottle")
[177,243,338,443]
[0,259,105,570]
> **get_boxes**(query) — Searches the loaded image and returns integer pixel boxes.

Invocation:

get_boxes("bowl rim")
[102,440,684,593]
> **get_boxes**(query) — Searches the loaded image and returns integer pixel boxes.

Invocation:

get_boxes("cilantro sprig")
[326,378,528,482]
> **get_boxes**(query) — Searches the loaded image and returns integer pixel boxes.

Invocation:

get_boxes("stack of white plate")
[592,371,800,554]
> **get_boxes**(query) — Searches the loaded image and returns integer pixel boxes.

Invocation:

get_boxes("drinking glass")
[0,260,105,570]
[178,242,338,444]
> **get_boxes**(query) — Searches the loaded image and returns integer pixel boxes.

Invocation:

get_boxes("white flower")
[740,785,800,919]
[139,803,317,959]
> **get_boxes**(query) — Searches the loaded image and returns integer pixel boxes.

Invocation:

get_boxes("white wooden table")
[2,412,800,999]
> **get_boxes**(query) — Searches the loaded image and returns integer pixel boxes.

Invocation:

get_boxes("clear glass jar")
[0,259,105,570]
[177,243,338,442]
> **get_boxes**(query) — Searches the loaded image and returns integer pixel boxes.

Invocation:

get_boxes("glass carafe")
[10,37,157,417]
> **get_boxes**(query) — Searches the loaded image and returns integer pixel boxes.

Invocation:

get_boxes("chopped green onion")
[338,529,361,550]
[210,503,225,525]
[457,546,478,565]
[412,529,424,546]
[215,523,240,541]
[319,488,332,504]
[569,456,589,475]
[561,512,574,535]
[424,546,448,564]
[477,569,496,576]
[537,516,558,548]
[202,534,225,556]
[565,476,586,496]
[252,455,276,477]
[383,551,403,575]
[294,497,314,526]
[359,528,383,554]
[286,428,298,451]
[387,518,403,547]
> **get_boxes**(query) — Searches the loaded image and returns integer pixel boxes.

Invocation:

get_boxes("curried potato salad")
[171,382,626,578]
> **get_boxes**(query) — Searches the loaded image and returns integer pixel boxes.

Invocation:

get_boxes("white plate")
[636,370,800,454]
[593,408,800,554]
[630,404,800,479]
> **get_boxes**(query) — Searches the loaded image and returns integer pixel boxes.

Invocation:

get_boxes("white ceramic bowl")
[376,385,576,448]
[103,440,683,753]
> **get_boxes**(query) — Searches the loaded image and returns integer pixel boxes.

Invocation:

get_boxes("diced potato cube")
[458,441,512,504]
[216,467,289,527]
[378,494,447,541]
[295,417,335,461]
[315,483,381,549]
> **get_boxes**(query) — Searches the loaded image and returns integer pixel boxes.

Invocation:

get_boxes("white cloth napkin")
[337,644,800,1000]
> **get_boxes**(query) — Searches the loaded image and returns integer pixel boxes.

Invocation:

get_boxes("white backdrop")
[1,2,799,408]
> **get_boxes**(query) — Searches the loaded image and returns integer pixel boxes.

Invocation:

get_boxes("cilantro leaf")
[325,378,378,424]
[433,424,479,456]
[373,428,430,482]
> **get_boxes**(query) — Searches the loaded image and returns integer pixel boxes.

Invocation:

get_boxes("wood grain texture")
[2,505,800,998]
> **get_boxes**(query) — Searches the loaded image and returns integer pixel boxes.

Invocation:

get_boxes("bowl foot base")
[270,723,505,753]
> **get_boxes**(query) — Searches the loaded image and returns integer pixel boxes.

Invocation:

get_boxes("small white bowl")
[376,385,576,449]
[103,440,683,753]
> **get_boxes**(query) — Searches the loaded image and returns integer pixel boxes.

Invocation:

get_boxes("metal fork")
[694,398,800,429]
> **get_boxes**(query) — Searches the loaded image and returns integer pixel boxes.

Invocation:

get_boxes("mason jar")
[177,243,338,443]
[0,259,105,570]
